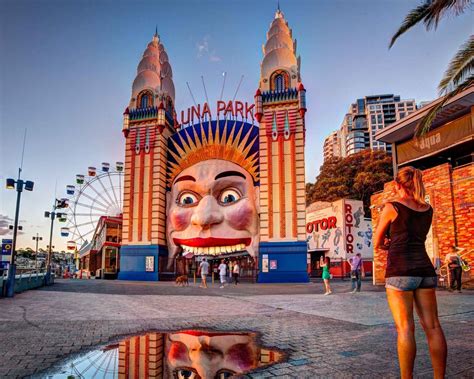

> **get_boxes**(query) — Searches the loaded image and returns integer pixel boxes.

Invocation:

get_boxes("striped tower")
[119,31,177,280]
[255,7,308,282]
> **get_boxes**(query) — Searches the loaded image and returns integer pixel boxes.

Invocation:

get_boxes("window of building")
[141,95,149,108]
[104,247,118,274]
[377,114,383,123]
[275,75,284,91]
[270,70,289,91]
[400,112,405,119]
[371,115,376,124]
[138,90,153,108]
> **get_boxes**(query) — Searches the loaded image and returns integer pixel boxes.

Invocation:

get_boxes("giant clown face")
[167,159,259,261]
[165,331,261,378]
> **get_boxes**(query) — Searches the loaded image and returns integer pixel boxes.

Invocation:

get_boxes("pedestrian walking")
[233,262,240,285]
[218,259,227,289]
[198,258,209,288]
[320,255,332,295]
[374,166,447,379]
[445,247,462,293]
[347,253,364,293]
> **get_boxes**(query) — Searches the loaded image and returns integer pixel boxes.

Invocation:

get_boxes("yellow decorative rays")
[167,119,259,186]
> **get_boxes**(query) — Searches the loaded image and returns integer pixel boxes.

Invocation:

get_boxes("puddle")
[45,330,284,378]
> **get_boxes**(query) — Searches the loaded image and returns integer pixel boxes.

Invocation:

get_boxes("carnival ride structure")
[60,162,124,252]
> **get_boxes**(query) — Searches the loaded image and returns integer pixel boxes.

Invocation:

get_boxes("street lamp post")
[32,234,43,271]
[44,198,67,285]
[4,171,34,298]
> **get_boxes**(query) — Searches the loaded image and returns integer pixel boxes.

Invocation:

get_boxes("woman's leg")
[455,268,462,291]
[386,288,416,379]
[449,269,455,290]
[323,279,331,293]
[414,288,447,379]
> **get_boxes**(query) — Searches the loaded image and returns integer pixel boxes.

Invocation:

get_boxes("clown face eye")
[216,370,236,378]
[177,192,199,207]
[219,189,241,205]
[174,368,198,379]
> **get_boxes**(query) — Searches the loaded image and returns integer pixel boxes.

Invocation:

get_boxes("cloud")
[196,35,209,58]
[0,214,13,236]
[196,35,221,63]
[210,51,222,62]
[0,214,26,236]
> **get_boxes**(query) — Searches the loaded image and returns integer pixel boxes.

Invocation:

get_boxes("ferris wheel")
[60,162,124,250]
[53,344,119,378]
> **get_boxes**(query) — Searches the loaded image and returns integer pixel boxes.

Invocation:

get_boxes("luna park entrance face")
[175,253,257,282]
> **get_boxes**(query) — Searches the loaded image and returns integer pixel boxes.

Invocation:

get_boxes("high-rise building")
[326,94,417,160]
[323,130,341,161]
[365,94,416,153]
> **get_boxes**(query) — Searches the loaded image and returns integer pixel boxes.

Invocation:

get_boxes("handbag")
[461,258,470,272]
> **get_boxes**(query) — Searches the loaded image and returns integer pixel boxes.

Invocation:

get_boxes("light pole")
[32,234,43,271]
[4,172,34,298]
[44,198,67,285]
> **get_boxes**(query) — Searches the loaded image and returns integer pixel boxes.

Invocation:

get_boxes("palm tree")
[390,0,473,136]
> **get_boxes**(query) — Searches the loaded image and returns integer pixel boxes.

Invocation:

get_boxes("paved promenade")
[0,279,473,378]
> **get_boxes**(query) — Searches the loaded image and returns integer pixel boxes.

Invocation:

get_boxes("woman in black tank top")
[374,166,446,379]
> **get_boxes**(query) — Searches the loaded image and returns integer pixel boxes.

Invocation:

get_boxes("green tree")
[306,150,393,216]
[390,0,473,135]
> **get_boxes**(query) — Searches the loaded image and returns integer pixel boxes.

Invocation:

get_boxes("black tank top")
[385,201,436,278]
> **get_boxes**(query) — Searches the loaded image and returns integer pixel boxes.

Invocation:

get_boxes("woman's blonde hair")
[395,166,426,205]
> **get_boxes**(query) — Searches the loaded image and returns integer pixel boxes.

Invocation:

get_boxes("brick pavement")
[0,279,473,378]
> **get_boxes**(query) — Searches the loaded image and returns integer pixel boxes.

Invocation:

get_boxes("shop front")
[174,251,257,283]
[86,216,122,279]
[308,249,328,279]
[306,199,374,278]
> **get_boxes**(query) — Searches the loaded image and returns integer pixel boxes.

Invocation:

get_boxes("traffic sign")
[2,239,13,255]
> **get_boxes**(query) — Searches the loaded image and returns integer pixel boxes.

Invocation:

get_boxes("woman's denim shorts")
[385,276,438,291]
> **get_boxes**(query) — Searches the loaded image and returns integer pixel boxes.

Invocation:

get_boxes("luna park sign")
[180,100,255,125]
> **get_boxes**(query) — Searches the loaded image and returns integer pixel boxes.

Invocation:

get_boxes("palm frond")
[389,2,431,48]
[415,80,474,136]
[439,35,474,94]
[425,0,472,30]
[390,0,472,48]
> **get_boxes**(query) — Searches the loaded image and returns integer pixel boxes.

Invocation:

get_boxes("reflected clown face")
[166,159,259,261]
[165,331,259,379]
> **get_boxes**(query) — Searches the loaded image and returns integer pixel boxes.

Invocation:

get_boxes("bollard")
[193,271,196,284]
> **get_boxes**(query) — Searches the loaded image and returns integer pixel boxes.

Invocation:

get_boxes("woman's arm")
[319,256,326,267]
[373,203,397,250]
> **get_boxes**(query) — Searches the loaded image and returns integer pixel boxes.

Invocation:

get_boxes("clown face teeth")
[180,243,249,256]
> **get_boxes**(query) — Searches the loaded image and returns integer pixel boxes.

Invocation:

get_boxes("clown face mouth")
[173,237,251,257]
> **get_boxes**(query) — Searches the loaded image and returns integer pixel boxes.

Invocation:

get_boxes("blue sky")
[1,0,471,250]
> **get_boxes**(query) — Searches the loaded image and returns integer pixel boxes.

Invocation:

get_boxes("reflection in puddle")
[48,331,283,378]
